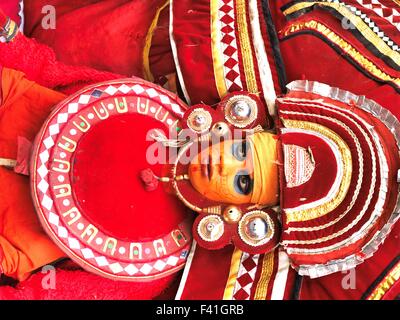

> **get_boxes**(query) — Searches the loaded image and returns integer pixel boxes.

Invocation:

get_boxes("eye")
[234,171,253,195]
[232,141,249,161]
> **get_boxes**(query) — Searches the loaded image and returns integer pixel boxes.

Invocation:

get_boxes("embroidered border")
[283,80,400,277]
[253,251,275,300]
[283,144,316,188]
[281,20,400,90]
[215,0,243,93]
[283,1,400,67]
[232,253,261,300]
[354,0,400,31]
[236,0,259,94]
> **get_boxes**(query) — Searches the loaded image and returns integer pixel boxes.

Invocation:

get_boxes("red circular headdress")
[31,78,193,281]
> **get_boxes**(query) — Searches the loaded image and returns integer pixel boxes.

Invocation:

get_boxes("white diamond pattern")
[43,137,54,149]
[140,264,153,275]
[78,95,91,104]
[153,260,167,271]
[109,263,124,274]
[68,238,81,250]
[81,248,95,259]
[48,212,60,226]
[95,256,109,267]
[125,264,139,275]
[67,103,79,113]
[42,194,53,210]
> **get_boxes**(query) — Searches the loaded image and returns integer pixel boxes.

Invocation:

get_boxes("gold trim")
[392,0,400,7]
[236,0,259,94]
[143,0,170,82]
[281,100,367,234]
[223,248,243,300]
[282,119,352,223]
[211,0,228,97]
[283,20,400,88]
[283,2,400,67]
[1,18,18,42]
[368,262,400,300]
[254,251,275,300]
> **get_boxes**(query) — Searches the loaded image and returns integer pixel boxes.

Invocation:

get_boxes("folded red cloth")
[24,0,172,79]
[0,8,123,94]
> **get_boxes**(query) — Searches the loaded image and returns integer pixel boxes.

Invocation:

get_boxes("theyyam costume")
[0,0,399,300]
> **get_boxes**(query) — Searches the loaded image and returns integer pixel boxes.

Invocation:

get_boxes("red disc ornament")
[31,78,193,281]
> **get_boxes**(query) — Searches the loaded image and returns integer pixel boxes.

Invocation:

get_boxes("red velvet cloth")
[277,6,400,115]
[0,0,23,27]
[178,245,237,300]
[23,0,169,78]
[0,33,122,94]
[300,223,400,300]
[0,261,179,300]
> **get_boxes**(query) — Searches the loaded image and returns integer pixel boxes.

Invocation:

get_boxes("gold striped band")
[223,248,243,300]
[143,0,170,82]
[236,0,259,94]
[254,251,275,300]
[368,262,400,300]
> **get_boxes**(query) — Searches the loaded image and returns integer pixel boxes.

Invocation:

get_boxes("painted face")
[188,139,254,204]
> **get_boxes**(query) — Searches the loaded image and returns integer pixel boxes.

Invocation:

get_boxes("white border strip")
[175,240,197,300]
[19,0,24,32]
[271,250,290,300]
[248,0,277,115]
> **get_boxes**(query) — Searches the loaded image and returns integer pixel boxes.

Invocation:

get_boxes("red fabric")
[300,222,400,300]
[268,0,291,33]
[24,0,167,78]
[172,0,219,105]
[71,113,189,240]
[278,11,400,114]
[283,266,300,300]
[0,31,122,95]
[280,100,373,236]
[0,264,177,300]
[278,93,400,266]
[275,5,400,272]
[178,245,236,300]
[0,0,22,27]
[149,4,176,84]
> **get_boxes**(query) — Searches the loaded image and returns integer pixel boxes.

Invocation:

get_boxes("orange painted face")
[188,139,255,204]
